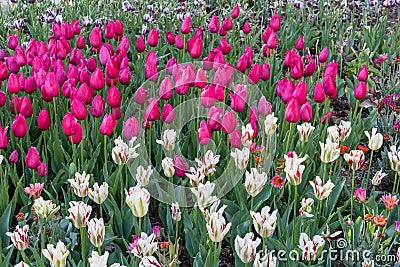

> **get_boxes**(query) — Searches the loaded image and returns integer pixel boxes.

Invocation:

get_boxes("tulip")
[319,139,340,163]
[12,115,28,138]
[24,76,36,94]
[221,111,237,134]
[134,86,147,105]
[295,35,304,50]
[106,58,118,79]
[115,20,123,36]
[156,129,176,151]
[37,162,48,177]
[67,201,92,229]
[6,225,29,251]
[0,49,5,61]
[68,171,91,198]
[14,47,27,66]
[71,99,87,120]
[260,62,270,81]
[136,35,146,52]
[8,149,18,163]
[242,22,251,34]
[354,187,367,202]
[126,185,150,217]
[344,150,365,170]
[107,85,121,108]
[222,17,233,31]
[42,241,69,267]
[248,106,259,123]
[209,15,220,33]
[270,13,280,31]
[144,98,160,121]
[7,73,20,94]
[194,68,207,88]
[250,206,278,238]
[313,81,326,103]
[187,37,203,59]
[290,57,304,79]
[0,90,5,108]
[37,109,50,131]
[147,29,159,47]
[248,63,261,84]
[230,84,248,112]
[135,165,153,186]
[229,130,241,148]
[166,30,175,45]
[62,112,78,136]
[181,16,191,34]
[231,147,250,170]
[0,125,9,149]
[300,101,312,122]
[365,128,383,151]
[88,182,108,205]
[285,98,300,123]
[175,35,184,49]
[5,56,20,73]
[310,176,335,200]
[100,114,116,136]
[124,117,140,140]
[298,233,325,261]
[91,68,105,90]
[371,170,387,186]
[358,64,368,82]
[99,46,110,66]
[89,27,102,48]
[25,147,41,169]
[354,81,367,100]
[7,34,18,50]
[200,85,215,108]
[258,96,272,116]
[87,218,105,248]
[277,78,294,103]
[16,96,30,118]
[159,77,173,100]
[104,20,115,39]
[245,168,268,197]
[171,203,181,222]
[234,233,261,264]
[324,74,337,99]
[284,151,306,185]
[207,107,222,131]
[297,122,315,142]
[76,35,85,49]
[324,62,338,78]
[174,155,187,178]
[206,205,231,243]
[145,51,158,81]
[0,63,8,81]
[190,181,218,209]
[161,103,174,124]
[318,46,329,63]
[292,81,307,105]
[305,59,316,76]
[264,113,278,136]
[198,120,211,145]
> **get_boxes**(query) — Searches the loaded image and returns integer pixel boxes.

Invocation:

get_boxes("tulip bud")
[134,86,147,105]
[136,36,146,52]
[76,35,85,49]
[106,58,118,79]
[324,62,338,78]
[100,114,116,136]
[323,74,337,99]
[24,76,36,94]
[0,125,9,149]
[159,77,173,100]
[195,68,207,88]
[147,29,159,47]
[105,20,115,39]
[124,117,140,140]
[230,130,241,148]
[5,56,20,74]
[201,84,215,107]
[161,103,174,124]
[0,62,9,81]
[270,13,280,32]
[145,51,158,81]
[125,185,150,218]
[222,111,237,134]
[37,109,51,131]
[19,96,33,118]
[243,22,251,34]
[181,16,191,34]
[62,112,78,136]
[7,73,20,94]
[187,37,203,59]
[166,30,175,45]
[174,155,187,177]
[318,46,329,63]
[209,15,220,33]
[305,60,316,76]
[231,4,240,18]
[89,27,102,48]
[71,99,87,120]
[292,81,307,106]
[115,20,123,37]
[25,147,41,169]
[198,120,211,145]
[295,35,304,50]
[230,84,248,112]
[119,68,131,85]
[175,35,184,49]
[261,63,270,81]
[358,64,368,82]
[354,81,367,100]
[107,85,121,108]
[37,162,48,177]
[313,81,326,103]
[248,63,261,84]
[285,98,300,123]
[12,115,28,138]
[9,149,18,163]
[208,106,223,131]
[300,102,312,122]
[8,35,19,50]
[290,57,304,80]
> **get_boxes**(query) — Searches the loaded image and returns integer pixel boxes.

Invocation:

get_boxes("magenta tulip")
[37,162,48,177]
[25,147,41,169]
[7,34,18,50]
[159,77,173,100]
[174,155,188,177]
[100,114,116,136]
[222,17,232,31]
[230,84,248,112]
[144,98,160,121]
[106,58,119,79]
[175,35,184,49]
[12,115,28,138]
[136,36,146,52]
[162,103,175,124]
[285,98,300,123]
[209,15,220,33]
[105,20,115,39]
[222,111,237,134]
[71,122,83,144]
[290,57,304,80]
[354,81,367,100]
[9,149,18,163]
[270,13,280,32]
[313,82,326,103]
[305,59,316,76]
[300,101,312,122]
[0,125,9,149]
[19,96,33,118]
[358,65,368,82]
[198,120,211,145]
[208,107,223,131]
[89,27,102,48]
[166,31,175,45]
[318,47,329,63]
[292,81,307,106]
[324,74,337,99]
[37,109,51,131]
[90,95,105,118]
[181,17,191,34]
[107,85,121,108]
[147,29,159,47]
[71,99,87,120]
[231,4,240,18]
[62,112,78,136]
[201,85,215,108]
[230,129,241,148]
[295,35,304,50]
[248,63,261,84]
[243,22,251,34]
[261,63,270,81]
[124,116,140,140]
[258,96,272,116]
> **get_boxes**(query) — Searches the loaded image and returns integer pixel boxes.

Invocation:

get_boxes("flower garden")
[0,0,400,266]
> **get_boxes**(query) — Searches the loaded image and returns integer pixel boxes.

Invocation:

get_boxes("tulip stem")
[365,150,374,188]
[119,165,124,212]
[72,142,77,170]
[104,135,108,180]
[138,217,142,234]
[175,220,179,245]
[323,163,328,183]
[293,185,297,222]
[393,172,398,195]
[80,227,87,267]
[350,167,356,250]
[285,123,294,153]
[41,219,46,262]
[352,100,359,122]
[100,203,103,219]
[20,250,30,265]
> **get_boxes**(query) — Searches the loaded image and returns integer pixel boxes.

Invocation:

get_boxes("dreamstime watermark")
[273,238,397,263]
[124,61,276,207]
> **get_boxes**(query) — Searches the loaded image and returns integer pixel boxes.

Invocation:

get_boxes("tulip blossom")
[364,128,383,151]
[313,81,326,103]
[87,182,108,205]
[67,201,92,229]
[319,140,340,164]
[134,86,147,105]
[388,146,400,174]
[139,256,162,267]
[284,151,306,185]
[24,183,44,198]
[136,165,153,186]
[33,197,59,221]
[231,147,250,170]
[354,187,367,203]
[245,168,268,197]
[230,84,248,112]
[310,176,335,200]
[206,205,231,242]
[147,29,159,47]
[25,147,41,169]
[37,109,51,131]
[198,120,211,145]
[298,233,325,261]
[0,125,9,149]
[344,150,365,170]
[174,156,187,178]
[295,35,304,50]
[6,225,29,251]
[324,74,337,99]
[258,96,272,116]
[234,233,261,264]
[191,181,219,210]
[371,170,387,186]
[172,202,181,221]
[354,81,367,100]
[100,114,117,136]
[107,85,121,108]
[161,157,175,178]
[87,218,105,248]
[318,47,329,63]
[297,122,315,142]
[358,64,368,82]
[123,117,140,141]
[248,63,261,84]
[144,98,160,121]
[9,149,18,163]
[250,206,278,238]
[126,185,150,218]
[299,198,314,217]
[12,115,28,138]
[254,250,277,267]
[285,98,300,123]
[68,171,91,198]
[156,129,176,151]
[380,194,399,211]
[112,136,140,165]
[42,241,69,267]
[128,232,158,258]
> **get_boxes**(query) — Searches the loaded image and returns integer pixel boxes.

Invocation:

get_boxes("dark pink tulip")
[174,155,187,177]
[251,120,258,138]
[258,96,272,116]
[7,73,20,94]
[43,72,59,98]
[248,63,261,84]
[248,106,259,123]
[75,83,93,105]
[0,49,6,61]
[213,51,226,70]
[119,68,131,85]
[159,77,173,100]
[222,17,232,31]
[15,47,27,67]
[277,78,294,103]
[220,37,232,55]
[145,51,158,81]
[0,125,9,149]
[187,37,203,59]
[62,22,74,40]
[324,74,337,99]
[99,46,111,66]
[284,49,296,67]
[5,56,20,74]
[66,65,78,83]
[52,23,62,39]
[147,29,159,47]
[25,147,41,169]
[300,101,312,122]
[78,66,91,85]
[100,114,116,136]
[162,103,174,124]
[354,81,367,100]
[90,95,105,118]
[313,81,326,103]
[208,106,223,131]
[214,85,225,102]
[266,30,277,49]
[71,99,87,120]
[201,85,215,107]
[270,13,280,32]
[136,36,146,52]
[113,106,121,120]
[236,54,248,73]
[292,81,307,106]
[0,90,6,107]
[324,62,338,79]
[37,109,50,131]
[106,58,119,79]
[214,63,233,87]
[231,4,240,18]
[222,111,237,134]
[72,20,80,35]
[318,47,329,63]
[181,16,191,34]
[89,27,102,48]
[195,68,207,88]
[86,57,97,72]
[0,62,8,80]
[295,35,304,51]
[261,62,270,81]
[230,129,241,148]
[230,84,248,112]
[198,120,211,145]
[219,27,227,36]
[305,59,316,76]
[144,98,160,121]
[70,122,82,144]
[7,34,18,50]
[209,15,220,33]
[19,96,33,118]
[12,115,28,138]
[115,20,123,37]
[23,76,36,94]
[37,162,48,177]
[117,36,130,53]
[320,112,333,124]
[107,85,121,108]
[175,35,184,49]
[9,149,18,163]
[105,20,115,39]
[124,116,140,140]
[285,98,300,123]
[243,22,251,34]
[62,112,78,136]
[134,86,147,105]
[290,57,304,80]
[76,35,85,49]
[10,95,20,114]
[166,31,175,45]
[358,65,368,82]
[120,57,129,70]
[91,68,105,90]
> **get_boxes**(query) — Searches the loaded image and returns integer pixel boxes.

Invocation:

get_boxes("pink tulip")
[318,47,329,63]
[100,114,116,136]
[324,62,338,79]
[115,20,124,37]
[136,36,146,52]
[354,81,367,100]
[62,112,78,136]
[0,49,6,61]
[12,115,28,138]
[37,162,48,177]
[19,96,33,118]
[208,107,223,131]
[258,96,272,116]
[52,23,62,39]
[181,17,191,34]
[230,84,248,112]
[214,85,225,102]
[147,29,159,47]
[209,15,220,33]
[222,17,233,31]
[107,85,121,108]
[201,85,215,107]
[187,37,203,59]
[105,20,115,39]
[159,77,173,100]
[71,99,87,120]
[292,81,307,106]
[290,57,304,80]
[270,13,281,32]
[15,46,27,66]
[62,22,74,40]
[165,30,175,45]
[132,86,146,105]
[284,49,296,67]
[261,63,270,81]
[106,58,119,79]
[119,68,131,85]
[250,120,258,138]
[90,95,105,118]
[285,98,300,123]
[91,68,105,90]
[195,68,207,88]
[198,120,211,145]
[175,35,184,49]
[248,106,259,123]
[313,81,326,103]
[86,57,97,72]
[222,111,237,134]
[295,35,304,50]
[144,98,160,121]
[42,72,60,98]
[358,65,368,82]
[0,90,5,107]
[76,35,85,49]
[354,187,367,202]
[324,74,337,99]
[300,101,312,122]
[9,149,18,163]
[7,34,18,50]
[7,73,20,94]
[5,56,20,73]
[145,51,158,81]
[25,147,41,169]
[89,27,102,48]
[248,63,261,84]
[304,59,316,76]
[124,116,140,140]
[174,155,188,177]
[231,4,240,18]
[0,125,9,149]
[230,129,241,148]
[277,78,294,103]
[162,103,175,124]
[71,122,83,144]
[0,62,8,80]
[243,22,251,34]
[75,83,93,105]
[37,109,50,131]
